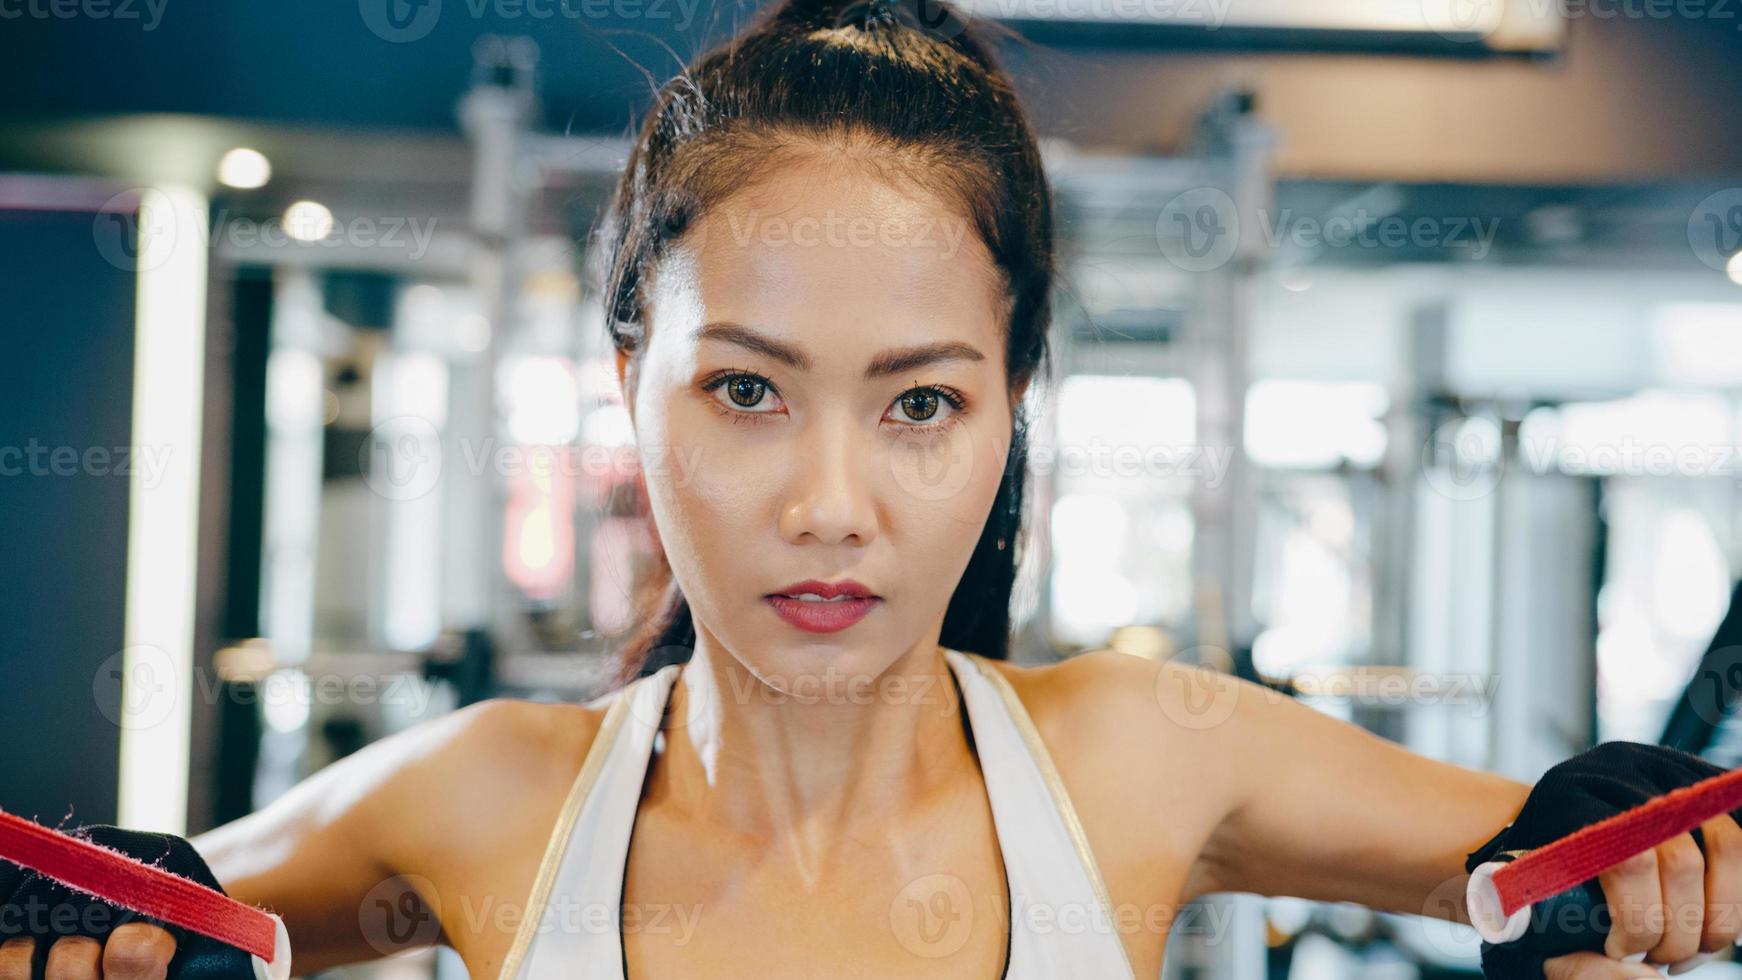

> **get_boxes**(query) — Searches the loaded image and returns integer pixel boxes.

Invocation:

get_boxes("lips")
[769,579,875,601]
[764,579,881,633]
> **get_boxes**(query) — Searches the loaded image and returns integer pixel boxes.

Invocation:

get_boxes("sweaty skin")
[8,153,1725,980]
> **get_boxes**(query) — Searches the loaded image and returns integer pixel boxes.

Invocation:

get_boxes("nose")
[777,416,880,548]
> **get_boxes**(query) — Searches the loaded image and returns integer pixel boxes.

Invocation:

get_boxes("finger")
[0,938,34,980]
[102,923,177,980]
[1600,847,1667,961]
[1647,833,1706,965]
[43,935,101,980]
[1544,951,1664,979]
[1696,814,1742,952]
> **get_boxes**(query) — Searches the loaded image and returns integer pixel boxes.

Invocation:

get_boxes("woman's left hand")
[1465,741,1742,978]
[1540,814,1742,975]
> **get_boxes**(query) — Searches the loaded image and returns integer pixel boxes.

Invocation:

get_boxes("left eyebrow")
[863,342,985,380]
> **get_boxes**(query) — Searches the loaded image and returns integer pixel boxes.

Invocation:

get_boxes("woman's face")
[622,158,1016,690]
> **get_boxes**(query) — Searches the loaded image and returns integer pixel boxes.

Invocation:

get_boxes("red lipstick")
[764,579,881,634]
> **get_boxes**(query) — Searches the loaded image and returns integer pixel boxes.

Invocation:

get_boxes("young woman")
[3,0,1738,977]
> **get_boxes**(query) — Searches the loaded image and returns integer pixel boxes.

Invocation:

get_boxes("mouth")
[768,579,877,601]
[764,579,881,633]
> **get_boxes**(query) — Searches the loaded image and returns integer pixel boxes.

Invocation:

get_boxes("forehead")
[656,163,1007,361]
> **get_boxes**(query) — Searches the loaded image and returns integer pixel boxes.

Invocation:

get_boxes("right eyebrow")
[697,321,812,371]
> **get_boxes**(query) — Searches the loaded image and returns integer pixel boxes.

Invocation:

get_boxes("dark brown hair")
[594,0,1055,685]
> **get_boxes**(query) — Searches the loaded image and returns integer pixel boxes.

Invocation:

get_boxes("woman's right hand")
[0,824,255,979]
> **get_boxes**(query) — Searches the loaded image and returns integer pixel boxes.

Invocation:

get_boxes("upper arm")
[190,697,599,974]
[1025,652,1530,927]
[1162,662,1531,923]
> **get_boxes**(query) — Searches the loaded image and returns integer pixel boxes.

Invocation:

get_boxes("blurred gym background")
[6,1,1742,976]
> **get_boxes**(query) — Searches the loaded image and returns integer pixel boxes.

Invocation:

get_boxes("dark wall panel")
[0,208,137,825]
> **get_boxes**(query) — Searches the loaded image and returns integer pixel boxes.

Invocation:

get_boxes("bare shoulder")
[195,692,617,975]
[370,695,615,969]
[979,649,1255,760]
[366,696,611,867]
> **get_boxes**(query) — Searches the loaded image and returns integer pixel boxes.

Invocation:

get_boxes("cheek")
[636,396,769,582]
[885,417,1011,562]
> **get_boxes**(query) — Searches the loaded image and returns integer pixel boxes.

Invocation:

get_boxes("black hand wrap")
[1463,741,1742,979]
[0,823,256,979]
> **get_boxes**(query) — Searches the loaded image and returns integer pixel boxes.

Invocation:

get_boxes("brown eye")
[898,390,939,421]
[726,375,766,408]
[885,385,965,427]
[707,372,782,416]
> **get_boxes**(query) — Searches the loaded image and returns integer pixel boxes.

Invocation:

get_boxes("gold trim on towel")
[957,649,1141,980]
[496,686,635,980]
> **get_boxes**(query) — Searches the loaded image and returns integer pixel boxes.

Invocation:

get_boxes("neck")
[645,628,979,880]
